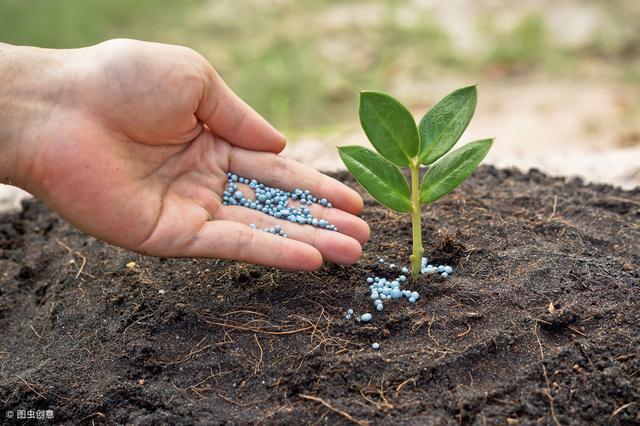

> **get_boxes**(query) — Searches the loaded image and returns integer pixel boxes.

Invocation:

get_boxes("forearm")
[0,43,69,188]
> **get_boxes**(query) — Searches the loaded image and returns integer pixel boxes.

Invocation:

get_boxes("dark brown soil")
[1,166,639,425]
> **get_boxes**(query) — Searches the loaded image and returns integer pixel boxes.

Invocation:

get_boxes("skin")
[0,39,369,270]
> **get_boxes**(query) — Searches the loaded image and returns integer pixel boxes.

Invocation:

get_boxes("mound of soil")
[1,166,639,425]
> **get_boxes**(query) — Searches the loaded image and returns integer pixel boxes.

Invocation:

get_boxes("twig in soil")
[294,354,307,372]
[156,337,211,365]
[292,312,354,356]
[79,412,107,423]
[257,404,289,425]
[533,325,561,426]
[291,309,325,344]
[200,317,313,335]
[253,334,264,374]
[567,325,587,337]
[16,376,47,400]
[611,401,637,417]
[456,323,471,338]
[311,306,326,342]
[29,323,43,339]
[54,238,92,279]
[170,382,211,398]
[122,312,154,338]
[299,394,369,426]
[359,385,394,412]
[411,314,440,346]
[170,368,219,396]
[547,195,558,222]
[394,378,417,395]
[615,353,638,362]
[216,393,260,407]
[411,315,429,333]
[427,315,438,345]
[220,328,235,345]
[222,310,267,317]
[493,397,517,405]
[533,318,553,325]
[307,271,322,281]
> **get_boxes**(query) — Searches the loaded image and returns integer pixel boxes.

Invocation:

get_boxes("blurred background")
[1,0,639,210]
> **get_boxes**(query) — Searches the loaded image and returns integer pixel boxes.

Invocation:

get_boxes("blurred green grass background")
[1,0,639,135]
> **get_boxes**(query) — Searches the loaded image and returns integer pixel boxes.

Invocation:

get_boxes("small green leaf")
[419,85,477,165]
[338,145,411,212]
[359,91,420,167]
[420,139,493,204]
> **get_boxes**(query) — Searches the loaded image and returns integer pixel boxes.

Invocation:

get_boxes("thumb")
[196,64,286,154]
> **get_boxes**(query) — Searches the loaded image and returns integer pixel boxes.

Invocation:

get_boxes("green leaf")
[359,91,420,167]
[420,139,493,204]
[418,85,478,165]
[338,145,411,212]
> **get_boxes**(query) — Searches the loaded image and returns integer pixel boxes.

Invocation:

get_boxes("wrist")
[0,43,74,189]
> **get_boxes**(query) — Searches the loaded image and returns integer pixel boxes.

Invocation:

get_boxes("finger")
[184,220,323,270]
[197,66,286,153]
[228,182,369,244]
[306,204,370,244]
[216,206,363,264]
[229,147,364,215]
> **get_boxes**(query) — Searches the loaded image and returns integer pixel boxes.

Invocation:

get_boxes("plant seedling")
[338,85,493,277]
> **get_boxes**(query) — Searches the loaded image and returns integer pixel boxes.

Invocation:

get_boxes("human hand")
[1,39,369,270]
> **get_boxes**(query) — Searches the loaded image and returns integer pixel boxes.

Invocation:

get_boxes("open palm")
[24,40,368,270]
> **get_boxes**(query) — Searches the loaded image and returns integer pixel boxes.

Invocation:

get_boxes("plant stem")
[409,159,423,278]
